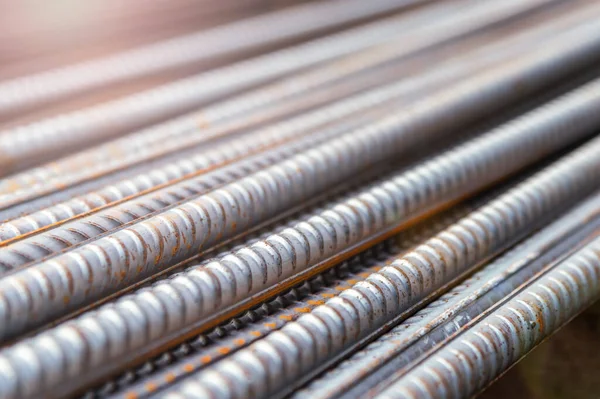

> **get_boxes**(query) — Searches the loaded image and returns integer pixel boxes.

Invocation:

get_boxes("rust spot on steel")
[217,347,231,355]
[144,382,157,392]
[200,356,211,365]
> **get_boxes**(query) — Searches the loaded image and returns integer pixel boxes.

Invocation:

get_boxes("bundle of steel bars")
[1,0,600,398]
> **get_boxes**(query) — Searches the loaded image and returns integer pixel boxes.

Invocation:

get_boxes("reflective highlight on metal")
[109,201,478,399]
[1,14,549,238]
[4,14,592,269]
[376,233,600,399]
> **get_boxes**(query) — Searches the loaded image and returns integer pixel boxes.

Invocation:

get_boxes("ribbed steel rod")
[1,23,598,344]
[1,14,574,266]
[0,0,546,200]
[6,21,527,231]
[0,0,424,118]
[2,66,600,399]
[158,131,600,399]
[375,233,600,399]
[0,103,390,270]
[296,191,600,399]
[0,0,484,175]
[0,72,404,233]
[109,198,482,399]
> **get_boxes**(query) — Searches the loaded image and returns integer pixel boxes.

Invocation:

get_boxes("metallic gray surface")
[2,26,599,342]
[3,72,600,398]
[376,234,600,399]
[3,8,591,267]
[158,131,600,399]
[297,191,600,399]
[1,2,600,398]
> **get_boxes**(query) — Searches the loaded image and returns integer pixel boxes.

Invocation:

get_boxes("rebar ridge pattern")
[296,190,600,399]
[1,2,600,398]
[158,134,600,398]
[376,234,600,399]
[2,77,600,398]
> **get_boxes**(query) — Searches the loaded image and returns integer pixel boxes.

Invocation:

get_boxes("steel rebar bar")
[296,191,600,399]
[374,233,600,399]
[2,62,600,399]
[2,12,588,269]
[1,22,599,344]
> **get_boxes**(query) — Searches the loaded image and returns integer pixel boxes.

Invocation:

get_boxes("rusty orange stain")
[234,338,246,346]
[217,347,231,355]
[183,363,195,372]
[294,307,311,313]
[307,299,325,306]
[279,314,294,321]
[145,382,157,392]
[250,331,262,337]
[264,322,277,329]
[200,356,212,364]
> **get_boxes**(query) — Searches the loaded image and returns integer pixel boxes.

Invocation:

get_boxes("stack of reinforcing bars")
[1,0,600,398]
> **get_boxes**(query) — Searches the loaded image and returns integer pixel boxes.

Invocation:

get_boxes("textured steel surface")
[375,233,600,399]
[1,26,599,344]
[297,191,600,399]
[2,2,600,399]
[107,198,479,399]
[2,12,589,267]
[0,0,486,175]
[0,9,537,230]
[0,0,547,206]
[156,128,600,399]
[2,72,600,399]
